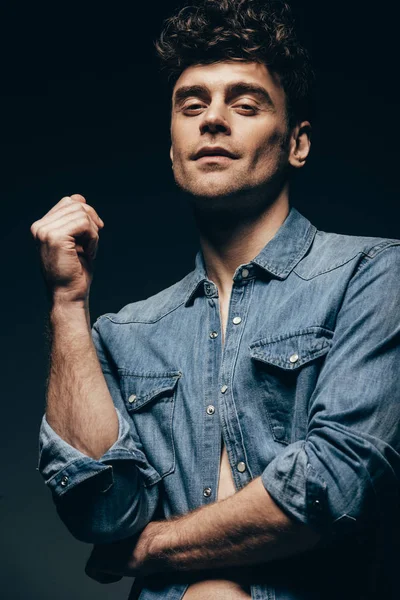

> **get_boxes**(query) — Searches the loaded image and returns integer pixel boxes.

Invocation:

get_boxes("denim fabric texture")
[38,206,400,599]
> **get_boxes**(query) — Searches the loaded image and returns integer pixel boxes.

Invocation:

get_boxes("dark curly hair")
[155,0,315,128]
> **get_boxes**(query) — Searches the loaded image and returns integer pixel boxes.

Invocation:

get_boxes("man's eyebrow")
[173,85,210,106]
[173,81,275,108]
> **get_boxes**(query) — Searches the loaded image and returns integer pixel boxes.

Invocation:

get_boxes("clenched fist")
[30,194,104,304]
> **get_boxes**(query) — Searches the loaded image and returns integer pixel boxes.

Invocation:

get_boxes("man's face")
[170,60,300,205]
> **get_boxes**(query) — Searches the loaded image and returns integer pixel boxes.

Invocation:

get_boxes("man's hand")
[85,522,162,583]
[30,194,104,305]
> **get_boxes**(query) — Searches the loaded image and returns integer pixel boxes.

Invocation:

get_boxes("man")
[32,1,400,599]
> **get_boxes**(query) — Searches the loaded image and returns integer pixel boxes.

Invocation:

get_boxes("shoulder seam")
[354,240,400,275]
[363,239,400,259]
[102,300,186,324]
[294,238,400,281]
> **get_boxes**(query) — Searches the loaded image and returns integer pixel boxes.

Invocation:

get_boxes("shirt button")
[241,268,249,278]
[221,385,228,393]
[313,499,322,510]
[206,405,215,415]
[128,394,137,403]
[237,461,247,473]
[203,487,212,497]
[289,353,299,364]
[209,331,219,339]
[232,316,242,325]
[204,283,214,296]
[60,476,69,487]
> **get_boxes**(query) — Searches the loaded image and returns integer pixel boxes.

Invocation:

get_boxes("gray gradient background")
[1,1,399,598]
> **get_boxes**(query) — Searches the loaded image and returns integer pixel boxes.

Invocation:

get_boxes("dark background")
[1,1,399,598]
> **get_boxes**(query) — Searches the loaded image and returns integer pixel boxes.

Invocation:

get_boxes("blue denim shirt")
[38,206,400,599]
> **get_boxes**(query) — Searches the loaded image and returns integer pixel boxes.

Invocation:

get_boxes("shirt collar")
[183,206,317,306]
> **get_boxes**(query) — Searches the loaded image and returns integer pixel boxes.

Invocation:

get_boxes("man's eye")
[235,104,258,114]
[183,103,205,113]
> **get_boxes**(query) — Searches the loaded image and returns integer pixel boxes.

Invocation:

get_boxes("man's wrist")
[144,521,173,574]
[49,297,90,328]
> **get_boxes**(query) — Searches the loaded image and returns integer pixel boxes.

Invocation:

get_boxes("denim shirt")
[38,206,400,600]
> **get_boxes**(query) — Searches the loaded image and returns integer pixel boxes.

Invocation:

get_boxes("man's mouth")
[193,146,238,160]
[196,156,234,165]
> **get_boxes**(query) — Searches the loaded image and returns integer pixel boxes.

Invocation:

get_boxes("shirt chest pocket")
[119,370,182,479]
[249,327,332,445]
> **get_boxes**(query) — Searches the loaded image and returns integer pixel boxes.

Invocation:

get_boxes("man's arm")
[33,194,161,544]
[147,476,320,571]
[86,475,319,579]
[31,193,118,458]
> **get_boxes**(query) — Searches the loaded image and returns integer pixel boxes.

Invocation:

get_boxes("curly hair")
[155,0,315,128]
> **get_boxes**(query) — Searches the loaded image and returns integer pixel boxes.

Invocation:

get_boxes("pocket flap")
[119,370,182,411]
[250,327,332,370]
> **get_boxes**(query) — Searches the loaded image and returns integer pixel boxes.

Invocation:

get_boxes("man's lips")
[192,146,239,160]
[196,155,235,164]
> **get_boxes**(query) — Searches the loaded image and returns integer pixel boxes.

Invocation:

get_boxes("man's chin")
[176,179,245,203]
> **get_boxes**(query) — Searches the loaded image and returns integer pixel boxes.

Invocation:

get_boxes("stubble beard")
[173,154,291,225]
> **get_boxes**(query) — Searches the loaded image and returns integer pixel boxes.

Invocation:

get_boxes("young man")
[32,1,400,599]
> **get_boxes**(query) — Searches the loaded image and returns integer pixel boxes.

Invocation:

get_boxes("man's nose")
[199,105,231,135]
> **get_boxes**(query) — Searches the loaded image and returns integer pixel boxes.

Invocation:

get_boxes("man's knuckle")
[45,230,58,244]
[74,214,91,228]
[71,204,85,215]
[35,225,46,240]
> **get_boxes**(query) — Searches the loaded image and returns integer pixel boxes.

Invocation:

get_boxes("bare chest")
[216,294,237,502]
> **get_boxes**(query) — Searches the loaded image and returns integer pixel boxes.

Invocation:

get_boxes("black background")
[1,1,399,599]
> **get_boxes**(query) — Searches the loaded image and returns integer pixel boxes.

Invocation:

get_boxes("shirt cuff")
[37,406,160,499]
[261,441,329,534]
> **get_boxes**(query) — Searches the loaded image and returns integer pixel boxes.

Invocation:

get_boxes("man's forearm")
[147,476,320,573]
[86,476,321,580]
[46,301,118,460]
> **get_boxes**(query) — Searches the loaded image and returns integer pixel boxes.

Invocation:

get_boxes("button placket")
[217,278,254,490]
[202,282,224,504]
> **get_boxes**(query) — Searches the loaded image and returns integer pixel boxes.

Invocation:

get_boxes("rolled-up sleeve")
[261,242,400,539]
[37,317,161,544]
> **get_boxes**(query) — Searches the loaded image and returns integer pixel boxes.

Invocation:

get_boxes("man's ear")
[288,121,311,168]
[170,146,174,164]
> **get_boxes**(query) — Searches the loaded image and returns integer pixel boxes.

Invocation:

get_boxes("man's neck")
[195,190,290,299]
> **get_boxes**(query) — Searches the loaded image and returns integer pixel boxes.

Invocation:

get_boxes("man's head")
[155,0,314,213]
